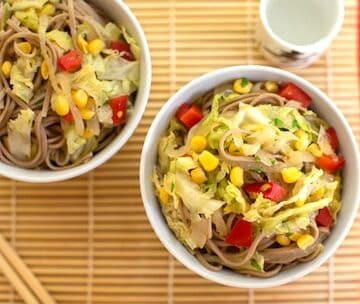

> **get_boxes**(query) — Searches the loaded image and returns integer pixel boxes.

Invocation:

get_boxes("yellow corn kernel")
[264,81,279,93]
[190,135,207,153]
[281,167,302,183]
[307,143,322,157]
[159,188,169,205]
[40,61,48,80]
[228,143,241,156]
[233,78,253,94]
[309,186,325,201]
[230,166,244,187]
[276,235,291,246]
[40,3,56,15]
[77,34,88,54]
[199,150,219,172]
[17,42,32,54]
[80,109,95,121]
[190,167,208,184]
[294,129,310,151]
[83,129,93,139]
[295,200,305,207]
[289,233,301,241]
[296,234,315,250]
[71,89,88,109]
[53,95,70,116]
[88,39,105,56]
[1,61,12,78]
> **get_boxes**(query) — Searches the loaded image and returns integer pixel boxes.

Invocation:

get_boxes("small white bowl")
[0,0,151,183]
[140,65,360,288]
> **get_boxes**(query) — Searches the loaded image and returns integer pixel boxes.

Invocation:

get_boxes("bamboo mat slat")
[0,0,359,303]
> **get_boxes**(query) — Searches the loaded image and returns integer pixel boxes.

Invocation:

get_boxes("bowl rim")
[0,0,152,183]
[140,65,360,288]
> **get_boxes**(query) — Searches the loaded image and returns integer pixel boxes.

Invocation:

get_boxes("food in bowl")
[153,78,344,277]
[0,0,139,170]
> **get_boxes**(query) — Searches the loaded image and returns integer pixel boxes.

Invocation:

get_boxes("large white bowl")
[0,0,151,183]
[140,65,360,288]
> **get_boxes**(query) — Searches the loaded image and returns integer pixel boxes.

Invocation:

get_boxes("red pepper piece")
[326,127,340,151]
[279,83,312,108]
[316,154,345,173]
[225,219,253,247]
[316,207,333,228]
[62,112,74,122]
[263,181,287,202]
[176,104,203,129]
[58,50,83,72]
[111,41,135,61]
[110,96,128,125]
[244,181,287,203]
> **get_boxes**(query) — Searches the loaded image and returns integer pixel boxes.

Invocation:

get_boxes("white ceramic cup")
[256,0,344,68]
[140,65,360,288]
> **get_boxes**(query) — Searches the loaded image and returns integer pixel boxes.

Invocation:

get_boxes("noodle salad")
[153,79,344,277]
[0,0,139,169]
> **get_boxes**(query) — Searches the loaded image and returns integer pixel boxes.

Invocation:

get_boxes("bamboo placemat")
[0,0,359,303]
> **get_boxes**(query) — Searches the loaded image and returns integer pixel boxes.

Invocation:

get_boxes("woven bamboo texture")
[0,0,359,303]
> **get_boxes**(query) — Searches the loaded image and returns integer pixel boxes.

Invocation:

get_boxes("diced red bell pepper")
[62,112,74,122]
[225,219,253,247]
[110,96,128,125]
[326,127,340,151]
[316,154,345,173]
[58,50,83,72]
[316,207,333,228]
[244,181,287,203]
[243,182,263,195]
[176,103,203,129]
[279,83,312,108]
[111,41,135,61]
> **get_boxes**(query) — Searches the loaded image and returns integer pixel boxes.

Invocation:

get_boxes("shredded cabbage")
[121,26,140,60]
[10,56,41,102]
[11,0,47,11]
[103,22,122,41]
[261,199,331,235]
[46,30,73,51]
[175,157,197,173]
[175,173,225,220]
[223,182,248,214]
[72,64,108,106]
[96,52,139,85]
[7,109,34,160]
[0,3,11,31]
[65,127,86,155]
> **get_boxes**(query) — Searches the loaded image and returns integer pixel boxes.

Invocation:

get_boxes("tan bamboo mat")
[0,0,359,303]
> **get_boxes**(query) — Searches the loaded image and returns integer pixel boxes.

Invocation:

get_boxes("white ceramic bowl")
[140,65,360,288]
[0,0,151,183]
